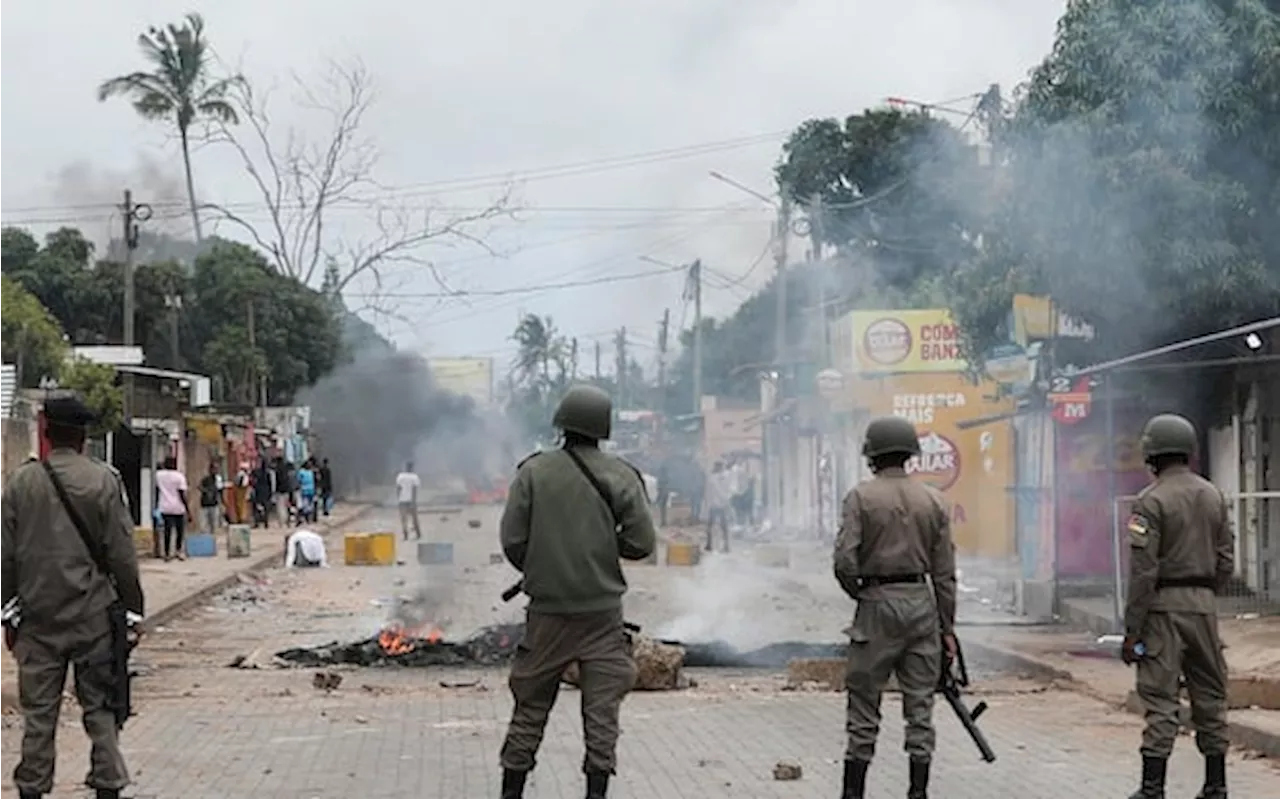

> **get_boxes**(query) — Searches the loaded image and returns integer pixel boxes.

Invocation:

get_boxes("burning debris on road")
[273,622,846,674]
[275,623,522,668]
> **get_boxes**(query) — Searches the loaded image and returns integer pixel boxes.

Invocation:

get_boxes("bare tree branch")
[195,58,513,312]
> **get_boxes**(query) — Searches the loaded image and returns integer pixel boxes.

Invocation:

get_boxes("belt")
[860,574,926,587]
[1156,576,1217,590]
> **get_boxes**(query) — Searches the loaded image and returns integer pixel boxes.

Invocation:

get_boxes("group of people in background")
[152,454,335,559]
[653,452,757,550]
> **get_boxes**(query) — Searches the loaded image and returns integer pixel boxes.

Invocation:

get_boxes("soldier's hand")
[1121,636,1143,665]
[942,633,958,661]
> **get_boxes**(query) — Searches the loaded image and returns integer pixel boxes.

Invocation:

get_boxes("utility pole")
[164,294,183,368]
[810,192,829,366]
[656,308,670,400]
[614,327,628,410]
[594,341,601,380]
[120,190,151,422]
[690,260,703,414]
[773,196,791,372]
[246,299,266,408]
[570,337,579,379]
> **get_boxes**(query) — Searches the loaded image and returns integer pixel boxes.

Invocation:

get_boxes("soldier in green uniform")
[2,394,145,799]
[833,415,957,799]
[1123,413,1233,799]
[498,384,657,799]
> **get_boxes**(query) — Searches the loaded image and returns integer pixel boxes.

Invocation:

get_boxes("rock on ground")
[561,635,688,691]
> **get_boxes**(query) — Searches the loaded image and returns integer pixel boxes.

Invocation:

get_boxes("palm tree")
[97,13,242,242]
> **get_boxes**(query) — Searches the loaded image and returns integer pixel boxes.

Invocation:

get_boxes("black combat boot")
[585,771,610,798]
[95,791,120,799]
[841,759,869,799]
[1128,756,1167,799]
[500,768,527,799]
[19,792,40,799]
[907,758,930,799]
[1195,753,1227,799]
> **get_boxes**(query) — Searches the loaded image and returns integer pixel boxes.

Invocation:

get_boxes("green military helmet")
[1140,413,1197,459]
[861,415,921,458]
[553,384,613,440]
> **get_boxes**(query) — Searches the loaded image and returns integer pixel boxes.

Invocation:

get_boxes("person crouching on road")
[2,394,145,799]
[498,384,657,799]
[834,415,957,799]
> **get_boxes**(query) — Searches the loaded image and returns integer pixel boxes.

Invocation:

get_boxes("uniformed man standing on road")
[2,395,145,799]
[1123,413,1232,799]
[498,384,657,799]
[833,416,957,799]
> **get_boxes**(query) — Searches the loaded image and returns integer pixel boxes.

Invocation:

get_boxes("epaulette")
[515,451,542,470]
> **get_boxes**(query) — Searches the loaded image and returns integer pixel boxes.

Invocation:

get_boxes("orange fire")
[376,623,443,655]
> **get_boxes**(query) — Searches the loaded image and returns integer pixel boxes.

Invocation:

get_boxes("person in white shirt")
[395,461,422,541]
[704,461,732,552]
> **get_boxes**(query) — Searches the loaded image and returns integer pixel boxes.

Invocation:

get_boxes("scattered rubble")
[632,636,687,690]
[313,671,343,691]
[773,760,803,780]
[275,624,523,668]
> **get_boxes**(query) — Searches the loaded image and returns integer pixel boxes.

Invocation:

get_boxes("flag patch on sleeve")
[1127,514,1151,548]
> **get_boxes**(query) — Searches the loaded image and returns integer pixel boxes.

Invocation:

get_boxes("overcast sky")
[1,0,1066,372]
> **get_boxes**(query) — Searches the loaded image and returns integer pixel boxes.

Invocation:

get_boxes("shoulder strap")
[563,448,618,525]
[42,460,111,580]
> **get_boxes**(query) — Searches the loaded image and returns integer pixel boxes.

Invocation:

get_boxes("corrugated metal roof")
[1,364,16,418]
[71,345,145,366]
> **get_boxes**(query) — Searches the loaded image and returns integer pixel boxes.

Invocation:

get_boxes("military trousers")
[844,590,942,763]
[500,607,637,774]
[1135,610,1229,759]
[12,613,129,794]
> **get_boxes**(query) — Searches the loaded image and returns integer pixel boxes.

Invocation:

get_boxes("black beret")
[43,394,97,427]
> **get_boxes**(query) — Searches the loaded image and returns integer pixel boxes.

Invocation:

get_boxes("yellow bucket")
[665,541,701,567]
[343,532,397,566]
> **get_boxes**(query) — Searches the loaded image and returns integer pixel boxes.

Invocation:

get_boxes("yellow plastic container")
[343,532,397,566]
[665,541,701,567]
[133,527,156,559]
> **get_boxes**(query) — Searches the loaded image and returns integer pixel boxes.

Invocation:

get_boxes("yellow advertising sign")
[853,372,1015,558]
[847,309,965,374]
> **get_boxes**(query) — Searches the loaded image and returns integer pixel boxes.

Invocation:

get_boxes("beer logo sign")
[907,432,961,491]
[862,317,912,366]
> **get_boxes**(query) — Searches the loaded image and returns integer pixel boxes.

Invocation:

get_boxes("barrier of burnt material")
[274,623,523,668]
[273,623,845,670]
[670,640,847,669]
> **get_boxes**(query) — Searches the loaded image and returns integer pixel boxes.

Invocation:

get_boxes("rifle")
[937,636,996,763]
[500,580,641,634]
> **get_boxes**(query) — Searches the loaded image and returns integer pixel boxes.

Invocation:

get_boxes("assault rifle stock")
[938,637,997,763]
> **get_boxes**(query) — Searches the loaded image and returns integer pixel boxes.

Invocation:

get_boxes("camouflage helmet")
[553,384,612,440]
[1140,413,1196,459]
[862,415,921,458]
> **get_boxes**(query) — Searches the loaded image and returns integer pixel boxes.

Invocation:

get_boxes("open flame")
[376,623,443,655]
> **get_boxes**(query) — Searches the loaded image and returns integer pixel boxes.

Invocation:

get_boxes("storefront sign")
[848,309,967,374]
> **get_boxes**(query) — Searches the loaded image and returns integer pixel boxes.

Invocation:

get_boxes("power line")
[342,265,683,299]
[0,130,788,217]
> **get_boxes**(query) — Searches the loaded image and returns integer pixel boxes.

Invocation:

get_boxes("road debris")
[313,671,343,691]
[772,760,803,780]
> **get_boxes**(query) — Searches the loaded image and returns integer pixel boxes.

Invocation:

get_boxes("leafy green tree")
[59,358,124,436]
[202,325,267,405]
[776,108,984,292]
[185,241,340,404]
[949,0,1280,359]
[1,275,68,388]
[506,314,571,441]
[97,13,243,242]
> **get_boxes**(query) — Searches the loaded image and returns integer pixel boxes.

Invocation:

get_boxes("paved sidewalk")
[0,503,373,709]
[3,677,1278,798]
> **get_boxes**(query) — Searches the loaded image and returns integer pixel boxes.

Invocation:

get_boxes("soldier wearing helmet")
[1123,414,1233,799]
[833,415,956,799]
[498,384,656,799]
